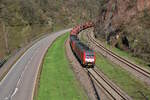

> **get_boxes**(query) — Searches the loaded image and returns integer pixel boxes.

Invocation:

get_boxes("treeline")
[0,0,100,60]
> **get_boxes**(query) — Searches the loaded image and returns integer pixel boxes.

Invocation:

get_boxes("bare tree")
[2,21,9,54]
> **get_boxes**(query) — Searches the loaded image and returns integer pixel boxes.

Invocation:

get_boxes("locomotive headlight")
[85,58,94,62]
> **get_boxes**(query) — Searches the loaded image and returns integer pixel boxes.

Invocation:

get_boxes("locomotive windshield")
[86,52,94,58]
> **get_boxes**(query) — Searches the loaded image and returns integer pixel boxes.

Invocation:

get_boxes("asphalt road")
[0,29,71,100]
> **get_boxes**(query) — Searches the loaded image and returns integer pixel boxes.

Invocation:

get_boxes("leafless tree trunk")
[2,22,9,54]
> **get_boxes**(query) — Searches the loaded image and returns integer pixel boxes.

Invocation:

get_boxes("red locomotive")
[70,22,95,68]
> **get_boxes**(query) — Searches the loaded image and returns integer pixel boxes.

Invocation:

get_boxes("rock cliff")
[94,0,150,62]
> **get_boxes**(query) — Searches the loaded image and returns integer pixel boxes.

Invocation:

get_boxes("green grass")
[80,30,149,70]
[102,41,150,71]
[79,31,150,99]
[79,30,89,45]
[96,53,150,100]
[79,29,150,99]
[80,32,88,43]
[37,33,87,100]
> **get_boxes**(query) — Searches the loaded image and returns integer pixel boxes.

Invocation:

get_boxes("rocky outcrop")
[94,0,150,62]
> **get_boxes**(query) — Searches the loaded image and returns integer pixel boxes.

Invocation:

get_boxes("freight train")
[70,22,95,68]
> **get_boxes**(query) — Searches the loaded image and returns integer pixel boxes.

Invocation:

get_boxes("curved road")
[0,29,71,100]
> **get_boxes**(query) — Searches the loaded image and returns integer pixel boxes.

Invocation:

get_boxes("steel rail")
[87,33,150,80]
[87,68,131,100]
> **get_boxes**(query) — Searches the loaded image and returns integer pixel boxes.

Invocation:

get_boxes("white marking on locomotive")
[85,58,94,62]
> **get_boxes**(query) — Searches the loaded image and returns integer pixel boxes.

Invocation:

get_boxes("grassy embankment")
[80,32,150,99]
[99,39,150,71]
[37,33,87,100]
[80,28,150,70]
[96,54,150,100]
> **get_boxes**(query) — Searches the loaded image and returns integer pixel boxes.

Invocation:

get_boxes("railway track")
[86,68,132,100]
[87,32,150,85]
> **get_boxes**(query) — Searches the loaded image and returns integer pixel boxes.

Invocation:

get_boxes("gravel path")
[86,29,150,86]
[65,38,111,100]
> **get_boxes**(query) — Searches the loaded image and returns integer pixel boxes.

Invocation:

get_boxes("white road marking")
[31,46,47,100]
[4,97,8,100]
[11,88,18,98]
[0,29,71,100]
[17,49,39,87]
[10,48,40,99]
[0,43,36,86]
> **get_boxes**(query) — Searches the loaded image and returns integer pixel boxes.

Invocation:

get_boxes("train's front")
[84,50,96,68]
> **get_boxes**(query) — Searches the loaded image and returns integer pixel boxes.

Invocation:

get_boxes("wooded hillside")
[0,0,100,60]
